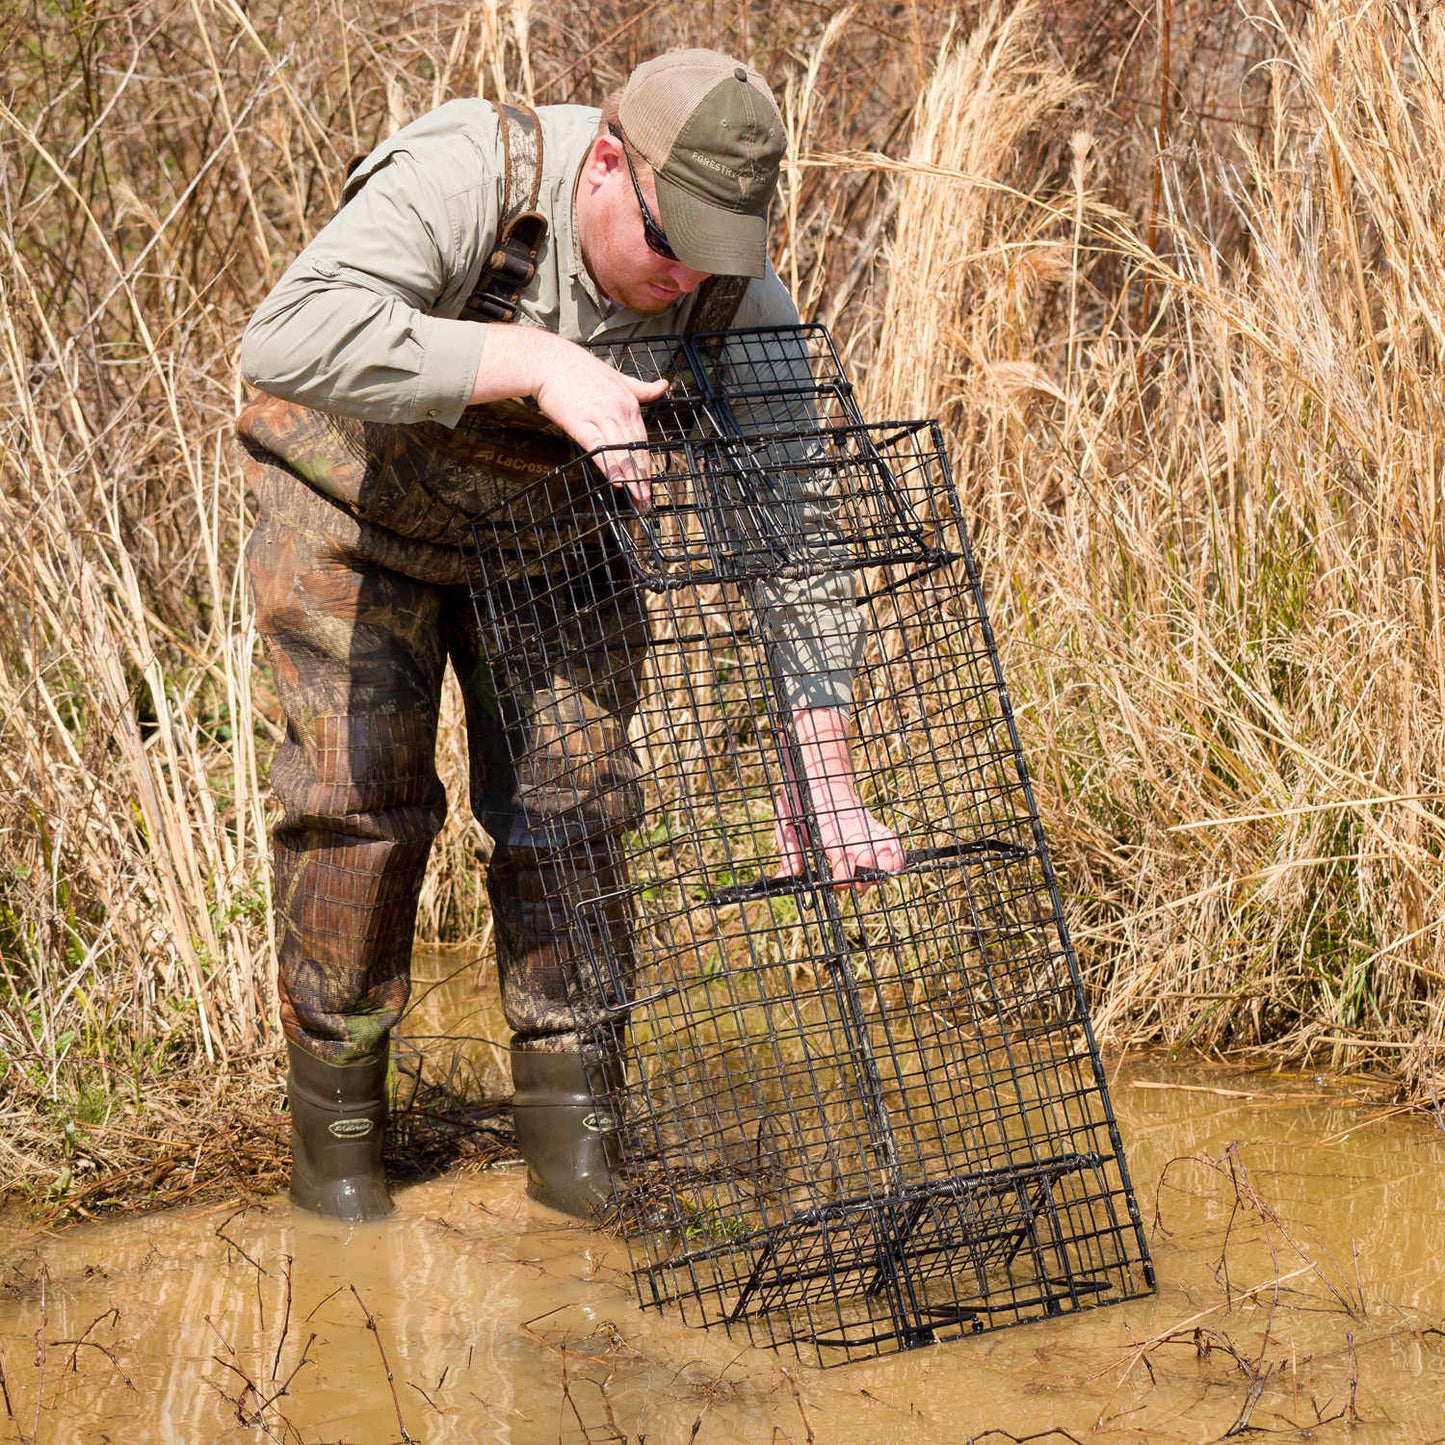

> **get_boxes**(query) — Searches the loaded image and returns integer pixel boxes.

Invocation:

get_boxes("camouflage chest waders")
[238,102,746,1219]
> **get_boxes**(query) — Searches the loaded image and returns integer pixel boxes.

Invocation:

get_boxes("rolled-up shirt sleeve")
[712,273,864,711]
[239,143,496,427]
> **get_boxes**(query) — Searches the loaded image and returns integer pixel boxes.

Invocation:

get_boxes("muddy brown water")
[3,950,1444,1443]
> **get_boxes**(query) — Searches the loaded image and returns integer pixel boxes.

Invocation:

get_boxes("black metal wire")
[460,326,1154,1366]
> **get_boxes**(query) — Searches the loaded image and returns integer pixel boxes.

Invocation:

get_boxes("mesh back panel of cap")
[622,52,774,171]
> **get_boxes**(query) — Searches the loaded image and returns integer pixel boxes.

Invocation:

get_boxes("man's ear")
[582,132,625,188]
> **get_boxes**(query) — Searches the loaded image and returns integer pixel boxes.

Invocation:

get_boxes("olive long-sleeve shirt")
[240,100,860,709]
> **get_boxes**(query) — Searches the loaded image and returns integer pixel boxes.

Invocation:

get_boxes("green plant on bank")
[4,0,1445,1212]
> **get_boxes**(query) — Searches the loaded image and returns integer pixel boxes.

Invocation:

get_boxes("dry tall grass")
[867,0,1445,1094]
[3,0,1443,1210]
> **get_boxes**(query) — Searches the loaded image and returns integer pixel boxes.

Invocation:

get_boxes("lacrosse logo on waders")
[459,324,1155,1366]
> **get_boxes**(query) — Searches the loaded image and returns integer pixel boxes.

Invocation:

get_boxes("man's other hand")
[773,707,905,889]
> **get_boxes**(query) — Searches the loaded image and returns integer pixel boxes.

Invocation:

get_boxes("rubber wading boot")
[287,1040,394,1221]
[510,1048,623,1220]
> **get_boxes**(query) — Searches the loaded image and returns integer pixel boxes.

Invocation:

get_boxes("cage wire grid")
[461,326,1155,1365]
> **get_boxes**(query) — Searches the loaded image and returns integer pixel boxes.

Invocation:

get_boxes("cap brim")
[654,172,768,279]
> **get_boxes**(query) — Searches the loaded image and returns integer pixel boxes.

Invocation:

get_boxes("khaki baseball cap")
[617,49,785,278]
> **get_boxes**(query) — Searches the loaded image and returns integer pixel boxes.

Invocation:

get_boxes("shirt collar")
[559,133,605,312]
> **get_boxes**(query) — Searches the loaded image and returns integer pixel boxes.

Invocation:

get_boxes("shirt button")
[313,258,340,277]
[426,408,439,418]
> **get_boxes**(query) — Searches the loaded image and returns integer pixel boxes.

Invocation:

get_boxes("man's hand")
[471,328,666,508]
[773,708,905,889]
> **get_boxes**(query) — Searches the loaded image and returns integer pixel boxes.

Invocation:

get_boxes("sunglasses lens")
[644,219,677,261]
[612,124,678,262]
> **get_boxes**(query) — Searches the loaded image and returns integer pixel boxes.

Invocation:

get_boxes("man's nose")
[667,258,711,293]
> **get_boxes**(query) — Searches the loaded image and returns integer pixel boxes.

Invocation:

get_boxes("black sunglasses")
[608,124,679,262]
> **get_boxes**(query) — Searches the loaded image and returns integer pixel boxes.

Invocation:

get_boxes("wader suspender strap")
[664,275,751,407]
[684,274,749,342]
[463,102,547,324]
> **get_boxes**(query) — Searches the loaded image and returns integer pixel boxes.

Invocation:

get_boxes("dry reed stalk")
[885,0,1445,1092]
[861,2,1083,427]
[778,5,857,315]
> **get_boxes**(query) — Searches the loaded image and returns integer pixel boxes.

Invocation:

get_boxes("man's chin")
[627,288,681,315]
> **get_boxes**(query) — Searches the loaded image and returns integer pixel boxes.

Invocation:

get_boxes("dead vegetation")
[1085,1140,1373,1437]
[4,0,1445,1214]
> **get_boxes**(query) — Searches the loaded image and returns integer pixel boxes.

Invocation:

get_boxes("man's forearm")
[787,707,858,797]
[471,330,666,500]
[467,326,568,405]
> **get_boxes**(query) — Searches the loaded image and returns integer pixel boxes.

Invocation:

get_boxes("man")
[237,49,903,1223]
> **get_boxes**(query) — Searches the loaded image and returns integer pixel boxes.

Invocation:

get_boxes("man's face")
[576,132,711,314]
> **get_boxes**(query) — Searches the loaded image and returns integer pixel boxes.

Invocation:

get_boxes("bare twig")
[304,1283,346,1322]
[251,1331,316,1423]
[407,1378,444,1414]
[350,1285,414,1443]
[215,1206,270,1332]
[271,1253,293,1381]
[968,1432,1084,1445]
[29,1268,47,1445]
[1346,1330,1359,1423]
[51,1308,135,1390]
[780,1367,815,1445]
[1221,1360,1271,1437]
[0,1338,15,1423]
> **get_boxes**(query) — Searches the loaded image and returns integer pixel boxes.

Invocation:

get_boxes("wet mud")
[3,953,1444,1442]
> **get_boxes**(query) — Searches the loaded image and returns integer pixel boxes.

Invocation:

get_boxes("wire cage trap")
[462,326,1154,1366]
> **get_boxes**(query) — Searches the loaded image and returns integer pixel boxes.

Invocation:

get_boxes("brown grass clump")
[2,0,1444,1212]
[957,2,1445,1086]
[825,0,1445,1099]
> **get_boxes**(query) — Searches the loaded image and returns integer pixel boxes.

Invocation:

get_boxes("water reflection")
[2,969,1443,1442]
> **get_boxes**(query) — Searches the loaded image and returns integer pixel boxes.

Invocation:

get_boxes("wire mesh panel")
[588,323,864,439]
[461,328,1153,1366]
